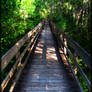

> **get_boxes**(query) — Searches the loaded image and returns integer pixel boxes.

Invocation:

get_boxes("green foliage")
[1,0,51,56]
[78,74,88,92]
[53,14,67,30]
[52,0,91,53]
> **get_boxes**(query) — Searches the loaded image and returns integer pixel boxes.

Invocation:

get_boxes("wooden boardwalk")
[14,22,81,92]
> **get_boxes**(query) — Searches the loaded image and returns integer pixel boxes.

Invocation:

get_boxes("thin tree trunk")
[78,9,83,24]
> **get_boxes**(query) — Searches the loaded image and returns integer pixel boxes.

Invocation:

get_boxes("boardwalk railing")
[1,21,44,92]
[49,20,91,91]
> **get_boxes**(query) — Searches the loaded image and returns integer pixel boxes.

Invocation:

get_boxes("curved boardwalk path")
[14,22,81,92]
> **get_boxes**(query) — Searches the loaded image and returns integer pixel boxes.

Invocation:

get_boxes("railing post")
[64,38,67,55]
[60,33,63,50]
[74,52,78,74]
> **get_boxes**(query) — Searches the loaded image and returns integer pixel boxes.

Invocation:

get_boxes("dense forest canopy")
[1,0,51,56]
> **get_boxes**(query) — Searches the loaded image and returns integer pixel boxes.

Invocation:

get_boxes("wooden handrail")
[49,21,91,70]
[1,21,44,92]
[1,22,43,71]
[49,20,91,91]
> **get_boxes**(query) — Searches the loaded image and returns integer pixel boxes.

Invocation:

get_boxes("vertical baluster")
[64,38,67,55]
[74,52,78,74]
[27,39,31,52]
[60,33,63,50]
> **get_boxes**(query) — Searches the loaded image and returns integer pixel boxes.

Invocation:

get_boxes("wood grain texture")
[14,22,81,92]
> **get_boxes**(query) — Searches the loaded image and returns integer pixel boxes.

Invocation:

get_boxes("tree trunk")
[88,0,92,54]
[78,9,83,24]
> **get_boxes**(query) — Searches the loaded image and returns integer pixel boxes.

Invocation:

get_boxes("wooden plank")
[1,22,43,71]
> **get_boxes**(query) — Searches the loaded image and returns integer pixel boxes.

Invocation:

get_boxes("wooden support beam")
[60,33,64,50]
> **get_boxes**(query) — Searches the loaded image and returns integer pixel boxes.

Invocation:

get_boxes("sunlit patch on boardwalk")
[46,46,57,61]
[33,40,44,59]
